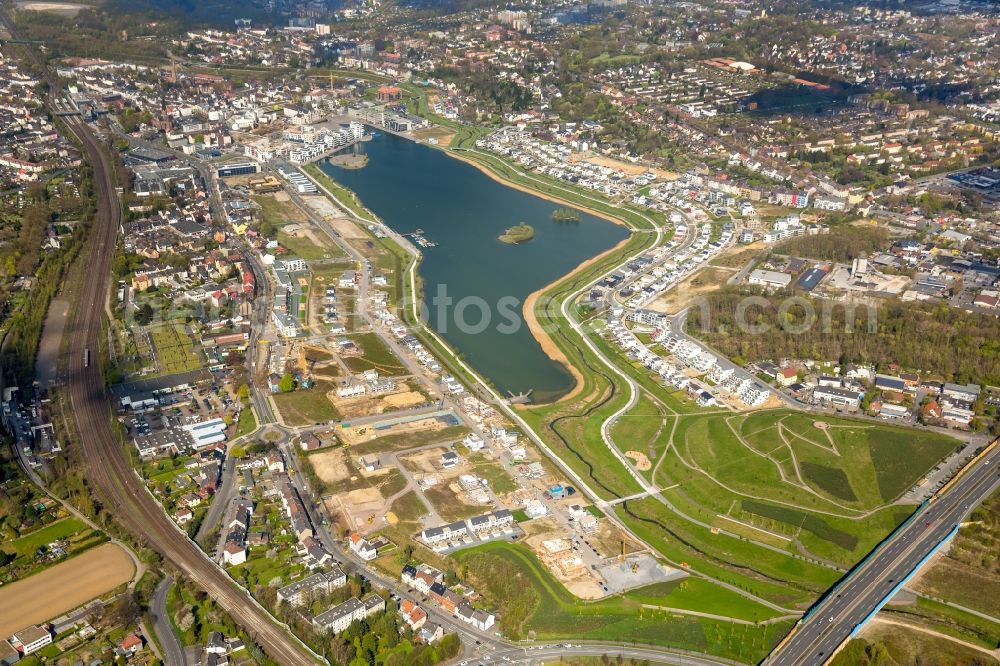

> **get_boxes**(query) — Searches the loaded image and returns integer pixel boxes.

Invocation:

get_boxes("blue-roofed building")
[182,418,227,448]
[795,267,827,291]
[875,374,906,393]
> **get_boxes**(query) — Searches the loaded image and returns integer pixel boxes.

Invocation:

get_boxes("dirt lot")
[332,387,427,419]
[410,124,456,147]
[383,391,425,409]
[570,153,677,181]
[709,242,765,269]
[16,0,87,14]
[301,195,368,239]
[0,543,134,636]
[340,415,450,446]
[327,486,387,532]
[648,266,734,314]
[400,447,451,475]
[309,448,353,485]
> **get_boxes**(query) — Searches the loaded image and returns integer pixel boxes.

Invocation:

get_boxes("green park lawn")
[271,380,341,427]
[454,541,792,664]
[343,332,408,376]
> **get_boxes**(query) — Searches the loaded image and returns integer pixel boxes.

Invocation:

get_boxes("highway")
[766,449,1000,666]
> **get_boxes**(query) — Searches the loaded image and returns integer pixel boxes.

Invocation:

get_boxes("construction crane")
[621,538,638,573]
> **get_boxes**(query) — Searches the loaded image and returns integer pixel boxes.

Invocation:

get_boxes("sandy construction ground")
[309,448,352,485]
[411,125,456,148]
[571,153,677,181]
[382,391,425,409]
[16,0,87,13]
[340,415,447,445]
[648,266,734,315]
[301,195,367,239]
[0,543,134,636]
[336,487,385,531]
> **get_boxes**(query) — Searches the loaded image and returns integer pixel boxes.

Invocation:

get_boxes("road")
[195,454,238,547]
[766,448,1000,666]
[149,577,187,666]
[487,643,741,665]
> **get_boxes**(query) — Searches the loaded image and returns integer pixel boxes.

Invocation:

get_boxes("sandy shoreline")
[443,148,638,406]
[522,236,632,405]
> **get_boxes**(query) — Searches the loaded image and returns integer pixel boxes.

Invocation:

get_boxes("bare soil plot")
[648,267,733,315]
[16,1,87,14]
[383,391,426,409]
[332,386,428,419]
[410,125,456,147]
[0,543,134,636]
[708,242,764,269]
[624,451,651,471]
[570,153,677,181]
[400,447,451,475]
[309,448,352,485]
[340,414,449,446]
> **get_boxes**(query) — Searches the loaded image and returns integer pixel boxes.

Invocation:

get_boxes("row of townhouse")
[419,509,515,551]
[401,564,495,632]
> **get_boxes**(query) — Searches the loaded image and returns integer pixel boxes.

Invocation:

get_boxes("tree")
[134,303,154,325]
[279,373,295,393]
[237,383,250,402]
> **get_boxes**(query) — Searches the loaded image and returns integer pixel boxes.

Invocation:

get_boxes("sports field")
[0,543,134,636]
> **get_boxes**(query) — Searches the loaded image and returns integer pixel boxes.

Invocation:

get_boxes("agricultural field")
[0,543,134,636]
[149,324,203,375]
[454,541,793,664]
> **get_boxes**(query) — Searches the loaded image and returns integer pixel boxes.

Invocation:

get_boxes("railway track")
[60,114,320,666]
[0,13,322,661]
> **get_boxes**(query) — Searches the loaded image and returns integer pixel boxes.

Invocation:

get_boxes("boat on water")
[413,234,438,248]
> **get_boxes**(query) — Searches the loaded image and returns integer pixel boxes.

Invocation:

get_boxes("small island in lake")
[499,223,535,244]
[551,207,581,223]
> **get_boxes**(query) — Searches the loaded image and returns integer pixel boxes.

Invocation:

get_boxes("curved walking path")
[640,604,802,626]
[866,616,1000,659]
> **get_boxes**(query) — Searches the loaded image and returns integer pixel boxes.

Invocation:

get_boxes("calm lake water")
[319,133,628,401]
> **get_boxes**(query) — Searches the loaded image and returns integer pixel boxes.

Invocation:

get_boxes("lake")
[319,132,628,402]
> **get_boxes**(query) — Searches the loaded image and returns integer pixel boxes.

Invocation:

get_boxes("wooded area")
[776,225,889,263]
[689,287,1000,386]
